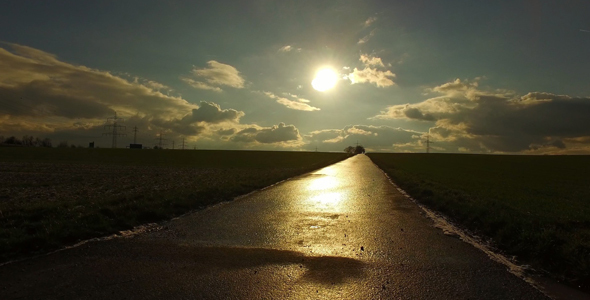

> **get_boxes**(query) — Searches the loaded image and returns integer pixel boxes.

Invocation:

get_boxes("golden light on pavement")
[307,192,344,209]
[307,176,339,191]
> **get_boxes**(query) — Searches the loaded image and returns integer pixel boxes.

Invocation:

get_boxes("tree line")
[344,145,365,155]
[0,135,81,148]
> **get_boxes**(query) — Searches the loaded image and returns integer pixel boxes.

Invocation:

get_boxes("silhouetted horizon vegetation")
[344,145,365,155]
[0,135,53,147]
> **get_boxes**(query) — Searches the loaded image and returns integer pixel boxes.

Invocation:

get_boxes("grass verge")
[0,148,348,263]
[368,153,590,291]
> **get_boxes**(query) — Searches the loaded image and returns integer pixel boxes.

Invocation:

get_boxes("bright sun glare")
[311,68,338,92]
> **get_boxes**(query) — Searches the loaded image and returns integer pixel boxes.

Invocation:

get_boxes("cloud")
[304,125,422,152]
[263,92,320,111]
[358,29,376,44]
[348,67,395,87]
[359,54,385,67]
[364,16,378,28]
[181,101,244,124]
[305,129,343,144]
[373,78,590,153]
[358,17,378,44]
[231,122,301,144]
[0,43,256,148]
[276,98,320,111]
[0,44,195,122]
[217,128,237,136]
[278,45,302,52]
[145,80,168,91]
[182,60,245,91]
[347,54,395,87]
[180,78,222,92]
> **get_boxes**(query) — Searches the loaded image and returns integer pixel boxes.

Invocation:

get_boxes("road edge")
[367,156,561,300]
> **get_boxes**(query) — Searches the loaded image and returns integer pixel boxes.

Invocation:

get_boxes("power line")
[103,112,126,148]
[424,134,434,153]
[155,131,168,149]
[181,137,186,150]
[132,126,138,144]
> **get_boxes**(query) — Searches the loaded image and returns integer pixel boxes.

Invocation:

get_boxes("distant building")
[130,143,142,149]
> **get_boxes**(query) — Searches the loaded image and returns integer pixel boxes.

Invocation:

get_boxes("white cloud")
[304,125,422,152]
[145,80,168,91]
[182,60,245,91]
[180,77,222,92]
[279,45,293,52]
[263,92,320,111]
[231,122,302,145]
[0,44,195,122]
[360,54,385,67]
[0,43,261,148]
[181,101,244,124]
[348,67,395,87]
[358,29,376,44]
[373,78,590,153]
[347,54,395,87]
[278,45,302,52]
[364,16,378,28]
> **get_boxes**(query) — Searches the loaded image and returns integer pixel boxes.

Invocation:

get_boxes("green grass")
[0,147,341,168]
[0,147,348,263]
[368,153,590,288]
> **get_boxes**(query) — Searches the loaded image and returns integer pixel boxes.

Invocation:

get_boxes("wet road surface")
[0,155,548,299]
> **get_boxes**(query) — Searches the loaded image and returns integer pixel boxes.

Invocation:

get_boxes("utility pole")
[315,146,318,152]
[172,140,175,149]
[132,126,138,144]
[155,131,167,149]
[181,137,186,150]
[424,134,433,153]
[355,140,360,147]
[103,112,126,148]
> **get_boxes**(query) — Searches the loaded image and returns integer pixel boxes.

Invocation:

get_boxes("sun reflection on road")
[302,169,350,214]
[308,192,343,208]
[307,176,339,191]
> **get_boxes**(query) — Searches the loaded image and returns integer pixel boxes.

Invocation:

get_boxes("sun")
[311,68,338,92]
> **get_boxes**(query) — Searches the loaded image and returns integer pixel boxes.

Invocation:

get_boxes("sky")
[1,0,590,153]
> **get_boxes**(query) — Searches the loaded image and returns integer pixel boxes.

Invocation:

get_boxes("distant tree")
[22,135,34,147]
[354,145,366,154]
[57,141,69,148]
[4,136,22,145]
[70,144,77,148]
[33,137,42,147]
[344,145,366,155]
[344,146,354,154]
[0,136,4,144]
[41,138,52,148]
[153,145,160,150]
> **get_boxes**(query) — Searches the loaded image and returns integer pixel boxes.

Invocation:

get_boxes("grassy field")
[368,153,590,289]
[0,147,348,263]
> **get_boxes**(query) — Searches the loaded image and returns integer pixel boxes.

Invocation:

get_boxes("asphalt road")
[0,155,548,299]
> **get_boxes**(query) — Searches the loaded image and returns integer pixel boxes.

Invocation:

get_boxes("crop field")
[0,147,348,263]
[368,153,590,288]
